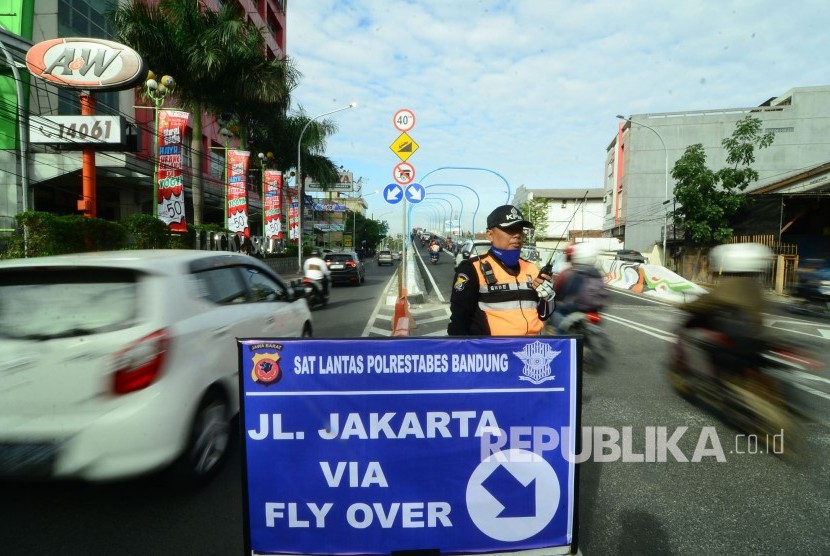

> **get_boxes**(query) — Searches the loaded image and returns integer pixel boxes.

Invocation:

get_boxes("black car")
[614,249,647,264]
[795,258,830,304]
[324,251,366,286]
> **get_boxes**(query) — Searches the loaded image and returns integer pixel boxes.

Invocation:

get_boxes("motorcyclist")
[429,240,441,258]
[550,242,608,333]
[553,243,576,293]
[303,248,331,298]
[679,242,772,376]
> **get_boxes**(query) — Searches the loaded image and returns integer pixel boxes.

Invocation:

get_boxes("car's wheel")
[302,322,313,337]
[172,390,231,486]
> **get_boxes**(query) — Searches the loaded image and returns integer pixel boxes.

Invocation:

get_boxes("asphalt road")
[413,244,830,555]
[2,250,828,555]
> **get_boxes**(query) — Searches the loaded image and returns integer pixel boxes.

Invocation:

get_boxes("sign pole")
[79,91,96,218]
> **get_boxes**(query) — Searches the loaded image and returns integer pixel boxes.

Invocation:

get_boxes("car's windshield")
[0,268,139,339]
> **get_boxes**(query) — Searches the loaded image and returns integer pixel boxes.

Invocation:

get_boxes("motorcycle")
[430,251,440,265]
[301,277,329,310]
[669,314,820,457]
[557,310,611,373]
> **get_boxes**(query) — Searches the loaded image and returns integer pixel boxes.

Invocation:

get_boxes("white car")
[455,239,492,267]
[0,250,312,485]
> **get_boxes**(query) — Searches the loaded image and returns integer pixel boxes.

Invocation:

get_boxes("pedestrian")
[447,205,555,336]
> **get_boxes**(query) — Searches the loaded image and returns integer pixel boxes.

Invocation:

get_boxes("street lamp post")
[146,72,176,216]
[296,102,357,270]
[617,115,669,265]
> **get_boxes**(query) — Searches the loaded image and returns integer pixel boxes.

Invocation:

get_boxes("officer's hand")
[536,279,555,302]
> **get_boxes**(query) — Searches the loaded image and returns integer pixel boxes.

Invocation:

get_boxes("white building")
[512,186,609,250]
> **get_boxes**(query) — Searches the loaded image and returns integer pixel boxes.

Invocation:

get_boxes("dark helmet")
[310,248,321,257]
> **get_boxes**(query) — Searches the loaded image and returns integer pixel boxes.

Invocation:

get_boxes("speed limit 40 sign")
[393,109,415,133]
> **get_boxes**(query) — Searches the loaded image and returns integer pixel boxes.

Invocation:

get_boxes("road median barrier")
[392,287,415,336]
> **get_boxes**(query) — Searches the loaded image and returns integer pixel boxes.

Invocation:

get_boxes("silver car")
[0,250,312,485]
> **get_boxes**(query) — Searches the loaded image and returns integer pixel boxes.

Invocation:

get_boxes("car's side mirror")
[289,280,306,299]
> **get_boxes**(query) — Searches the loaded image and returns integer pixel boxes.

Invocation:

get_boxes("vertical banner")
[263,170,283,239]
[156,110,189,232]
[288,187,300,241]
[227,149,250,237]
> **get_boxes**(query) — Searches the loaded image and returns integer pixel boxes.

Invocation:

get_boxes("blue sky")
[287,0,830,235]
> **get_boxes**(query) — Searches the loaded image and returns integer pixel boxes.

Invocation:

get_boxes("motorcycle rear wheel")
[728,379,804,460]
[586,327,611,373]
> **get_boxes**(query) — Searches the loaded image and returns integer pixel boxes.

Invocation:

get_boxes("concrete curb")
[404,246,427,305]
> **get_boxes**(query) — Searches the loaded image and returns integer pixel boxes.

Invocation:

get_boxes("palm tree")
[250,110,341,185]
[249,110,343,242]
[109,0,295,226]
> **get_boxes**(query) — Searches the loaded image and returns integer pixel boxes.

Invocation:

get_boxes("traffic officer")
[447,205,555,336]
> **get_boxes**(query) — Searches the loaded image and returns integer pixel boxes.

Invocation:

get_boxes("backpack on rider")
[559,243,608,313]
[556,266,608,313]
[571,267,608,312]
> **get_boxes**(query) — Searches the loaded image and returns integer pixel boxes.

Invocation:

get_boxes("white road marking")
[360,272,400,337]
[416,249,446,303]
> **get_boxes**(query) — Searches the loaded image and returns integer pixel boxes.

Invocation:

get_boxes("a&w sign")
[26,37,146,91]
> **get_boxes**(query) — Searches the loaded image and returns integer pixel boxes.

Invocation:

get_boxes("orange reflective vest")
[472,254,543,336]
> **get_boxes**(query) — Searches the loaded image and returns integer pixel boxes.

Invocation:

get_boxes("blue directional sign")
[238,337,580,555]
[383,182,403,205]
[405,182,425,204]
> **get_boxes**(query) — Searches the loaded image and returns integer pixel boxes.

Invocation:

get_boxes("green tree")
[110,0,294,226]
[520,197,549,237]
[250,111,342,187]
[671,116,774,244]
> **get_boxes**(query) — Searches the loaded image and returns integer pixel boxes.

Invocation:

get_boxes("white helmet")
[570,242,598,265]
[709,243,772,274]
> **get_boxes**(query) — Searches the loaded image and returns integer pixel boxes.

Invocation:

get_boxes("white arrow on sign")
[383,183,404,204]
[466,448,559,542]
[405,183,425,203]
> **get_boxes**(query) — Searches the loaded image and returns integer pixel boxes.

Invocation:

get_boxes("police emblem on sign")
[251,353,282,386]
[514,341,559,384]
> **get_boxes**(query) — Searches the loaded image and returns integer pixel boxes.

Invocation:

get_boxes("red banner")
[226,150,250,237]
[263,170,283,239]
[156,110,189,232]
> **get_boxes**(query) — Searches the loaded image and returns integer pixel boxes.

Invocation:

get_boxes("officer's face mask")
[490,246,521,267]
